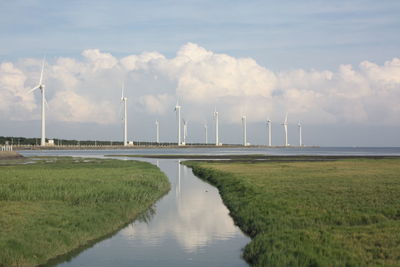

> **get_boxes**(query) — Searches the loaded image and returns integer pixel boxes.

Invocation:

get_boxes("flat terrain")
[0,151,23,160]
[0,157,170,266]
[185,158,400,266]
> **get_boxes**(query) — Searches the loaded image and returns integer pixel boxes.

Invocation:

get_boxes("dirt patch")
[0,151,24,160]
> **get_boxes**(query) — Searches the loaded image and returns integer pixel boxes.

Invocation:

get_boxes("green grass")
[185,158,400,266]
[0,157,170,266]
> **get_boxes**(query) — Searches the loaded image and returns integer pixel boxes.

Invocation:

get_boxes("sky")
[0,0,399,146]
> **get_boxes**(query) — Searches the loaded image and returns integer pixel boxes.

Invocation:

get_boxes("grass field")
[185,158,400,266]
[0,157,170,266]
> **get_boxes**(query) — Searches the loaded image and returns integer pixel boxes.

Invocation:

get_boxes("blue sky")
[1,0,400,146]
[1,0,399,70]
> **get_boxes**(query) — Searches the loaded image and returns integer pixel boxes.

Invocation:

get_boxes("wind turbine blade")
[27,85,40,94]
[44,96,49,108]
[118,104,123,120]
[39,58,45,85]
[121,82,125,99]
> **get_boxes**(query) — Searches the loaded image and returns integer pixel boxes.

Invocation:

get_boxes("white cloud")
[0,43,399,126]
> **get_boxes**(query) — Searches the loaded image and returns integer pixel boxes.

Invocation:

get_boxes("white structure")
[155,120,159,143]
[242,115,248,146]
[267,119,272,146]
[298,121,303,147]
[28,58,46,146]
[121,84,128,146]
[281,113,289,146]
[182,119,188,145]
[204,123,208,144]
[174,102,182,145]
[128,141,134,146]
[213,109,220,146]
[48,139,55,146]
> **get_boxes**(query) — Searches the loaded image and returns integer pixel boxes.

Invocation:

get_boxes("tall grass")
[185,158,400,266]
[0,157,169,266]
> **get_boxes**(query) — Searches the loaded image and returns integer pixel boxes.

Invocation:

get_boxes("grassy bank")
[185,158,400,266]
[0,157,170,266]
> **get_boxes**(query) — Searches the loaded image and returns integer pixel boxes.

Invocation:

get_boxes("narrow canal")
[56,158,250,266]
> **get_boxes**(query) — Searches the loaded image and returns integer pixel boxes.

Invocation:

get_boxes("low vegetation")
[0,157,169,266]
[185,158,400,266]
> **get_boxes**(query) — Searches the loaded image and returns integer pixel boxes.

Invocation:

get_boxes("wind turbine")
[121,83,128,146]
[214,109,219,146]
[174,102,181,146]
[28,58,47,146]
[204,122,208,144]
[267,119,272,146]
[298,121,302,147]
[155,120,159,143]
[242,115,247,146]
[182,119,188,145]
[281,113,288,146]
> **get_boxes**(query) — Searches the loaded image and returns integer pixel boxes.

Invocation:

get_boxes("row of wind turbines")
[28,59,304,147]
[173,102,303,147]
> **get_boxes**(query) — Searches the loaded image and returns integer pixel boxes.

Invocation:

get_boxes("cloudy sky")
[1,0,399,146]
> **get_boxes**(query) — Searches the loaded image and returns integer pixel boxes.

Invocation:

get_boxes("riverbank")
[0,151,23,160]
[108,154,400,160]
[184,158,400,266]
[0,157,170,266]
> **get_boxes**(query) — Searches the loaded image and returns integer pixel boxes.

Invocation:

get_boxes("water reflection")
[58,159,249,267]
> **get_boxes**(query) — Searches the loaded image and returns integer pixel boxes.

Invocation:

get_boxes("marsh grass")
[185,158,400,266]
[0,157,169,266]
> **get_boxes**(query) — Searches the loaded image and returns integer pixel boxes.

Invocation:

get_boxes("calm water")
[18,147,400,266]
[20,146,400,158]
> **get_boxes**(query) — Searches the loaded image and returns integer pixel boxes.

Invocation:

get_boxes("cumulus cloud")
[0,43,399,126]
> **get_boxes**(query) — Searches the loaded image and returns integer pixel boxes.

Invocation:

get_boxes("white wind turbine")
[174,102,182,146]
[155,120,159,143]
[28,58,47,146]
[298,121,302,147]
[204,122,208,144]
[214,109,219,146]
[242,115,248,146]
[182,119,188,145]
[281,113,289,146]
[267,119,272,146]
[121,83,128,146]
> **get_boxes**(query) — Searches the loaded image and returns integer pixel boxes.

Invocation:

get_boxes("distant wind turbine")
[155,120,159,143]
[183,119,188,145]
[242,115,247,146]
[174,102,182,145]
[204,122,208,144]
[121,83,128,146]
[27,58,47,146]
[267,119,272,146]
[214,109,219,146]
[281,113,288,146]
[298,121,302,147]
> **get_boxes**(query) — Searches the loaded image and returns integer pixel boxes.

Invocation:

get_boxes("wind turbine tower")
[298,121,302,147]
[204,123,208,144]
[182,119,188,145]
[174,102,182,145]
[242,115,247,146]
[281,113,289,147]
[121,83,128,146]
[267,119,272,146]
[214,109,219,146]
[155,120,159,143]
[28,58,47,146]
